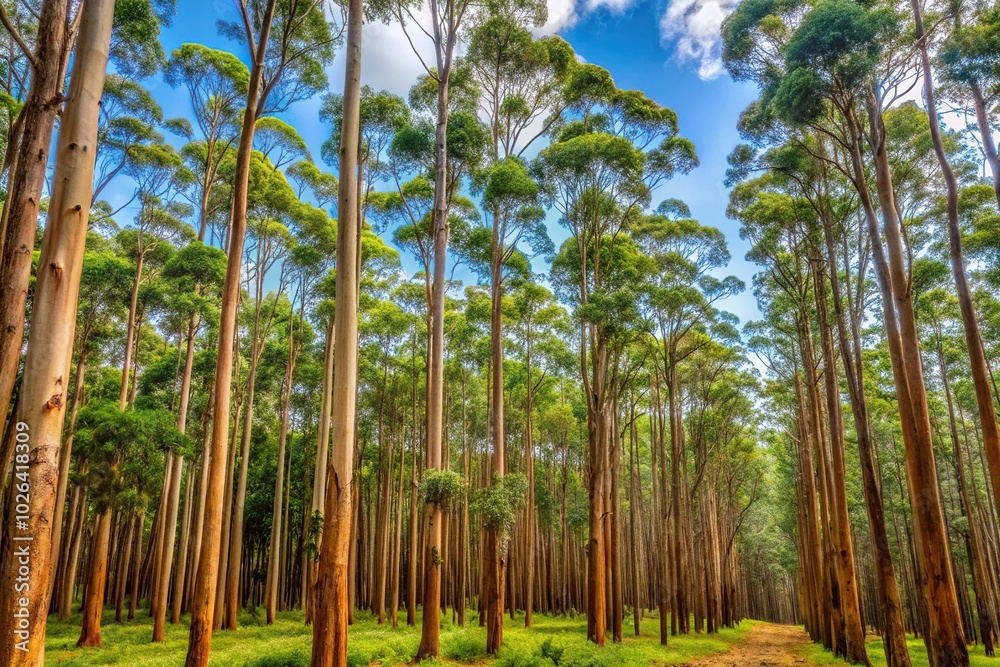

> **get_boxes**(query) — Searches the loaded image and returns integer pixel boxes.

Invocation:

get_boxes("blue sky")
[114,0,763,326]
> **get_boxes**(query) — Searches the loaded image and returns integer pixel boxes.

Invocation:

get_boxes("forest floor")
[683,622,809,666]
[41,607,997,667]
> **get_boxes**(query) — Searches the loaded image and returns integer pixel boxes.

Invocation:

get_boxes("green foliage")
[442,632,489,662]
[473,472,529,533]
[74,402,192,513]
[419,469,466,509]
[539,638,565,664]
[496,645,559,667]
[112,0,176,78]
[245,649,309,667]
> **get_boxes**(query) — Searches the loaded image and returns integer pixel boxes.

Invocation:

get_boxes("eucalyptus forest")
[0,0,999,664]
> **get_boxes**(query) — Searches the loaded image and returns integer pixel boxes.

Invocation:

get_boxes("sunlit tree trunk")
[914,4,1000,558]
[184,0,275,660]
[311,0,361,662]
[0,0,112,659]
[485,217,506,654]
[266,313,296,624]
[0,0,74,434]
[153,317,196,639]
[816,161,911,667]
[812,258,870,666]
[852,97,970,667]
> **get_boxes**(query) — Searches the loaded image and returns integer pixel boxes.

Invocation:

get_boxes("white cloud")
[536,0,579,34]
[584,0,634,15]
[659,0,738,80]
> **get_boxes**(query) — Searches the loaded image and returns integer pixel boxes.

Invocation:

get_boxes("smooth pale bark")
[485,229,507,654]
[118,246,144,408]
[970,82,1000,209]
[609,409,622,643]
[667,358,688,637]
[372,375,393,623]
[214,345,243,629]
[225,280,274,630]
[152,454,184,640]
[173,458,195,622]
[407,408,419,627]
[524,318,537,631]
[415,0,465,654]
[184,0,275,659]
[305,316,335,620]
[0,0,113,659]
[390,421,407,627]
[154,319,195,638]
[188,402,213,607]
[311,0,361,662]
[628,407,642,637]
[266,314,296,624]
[47,344,88,605]
[0,0,75,432]
[457,375,469,627]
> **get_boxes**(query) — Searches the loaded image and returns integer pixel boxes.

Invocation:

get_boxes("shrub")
[442,633,488,663]
[245,649,309,667]
[238,604,266,627]
[539,637,565,665]
[495,644,556,667]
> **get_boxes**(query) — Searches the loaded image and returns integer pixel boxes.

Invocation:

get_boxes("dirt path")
[685,623,812,666]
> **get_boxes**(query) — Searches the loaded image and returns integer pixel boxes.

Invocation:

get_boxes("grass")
[43,607,755,666]
[797,632,996,667]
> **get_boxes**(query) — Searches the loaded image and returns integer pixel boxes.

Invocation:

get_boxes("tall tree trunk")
[0,0,113,659]
[119,248,144,408]
[152,454,183,640]
[0,0,73,433]
[940,338,998,656]
[225,306,266,631]
[184,0,275,658]
[970,83,1000,209]
[485,238,506,654]
[311,0,361,662]
[391,420,407,627]
[173,458,195,622]
[524,331,536,631]
[915,6,1000,549]
[77,510,111,646]
[47,342,88,605]
[855,96,970,667]
[266,315,296,624]
[818,168,911,667]
[154,318,195,639]
[813,259,870,666]
[416,29,453,657]
[113,513,135,622]
[306,316,335,621]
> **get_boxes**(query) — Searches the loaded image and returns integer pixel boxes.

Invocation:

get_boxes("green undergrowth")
[44,607,754,666]
[797,631,995,667]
